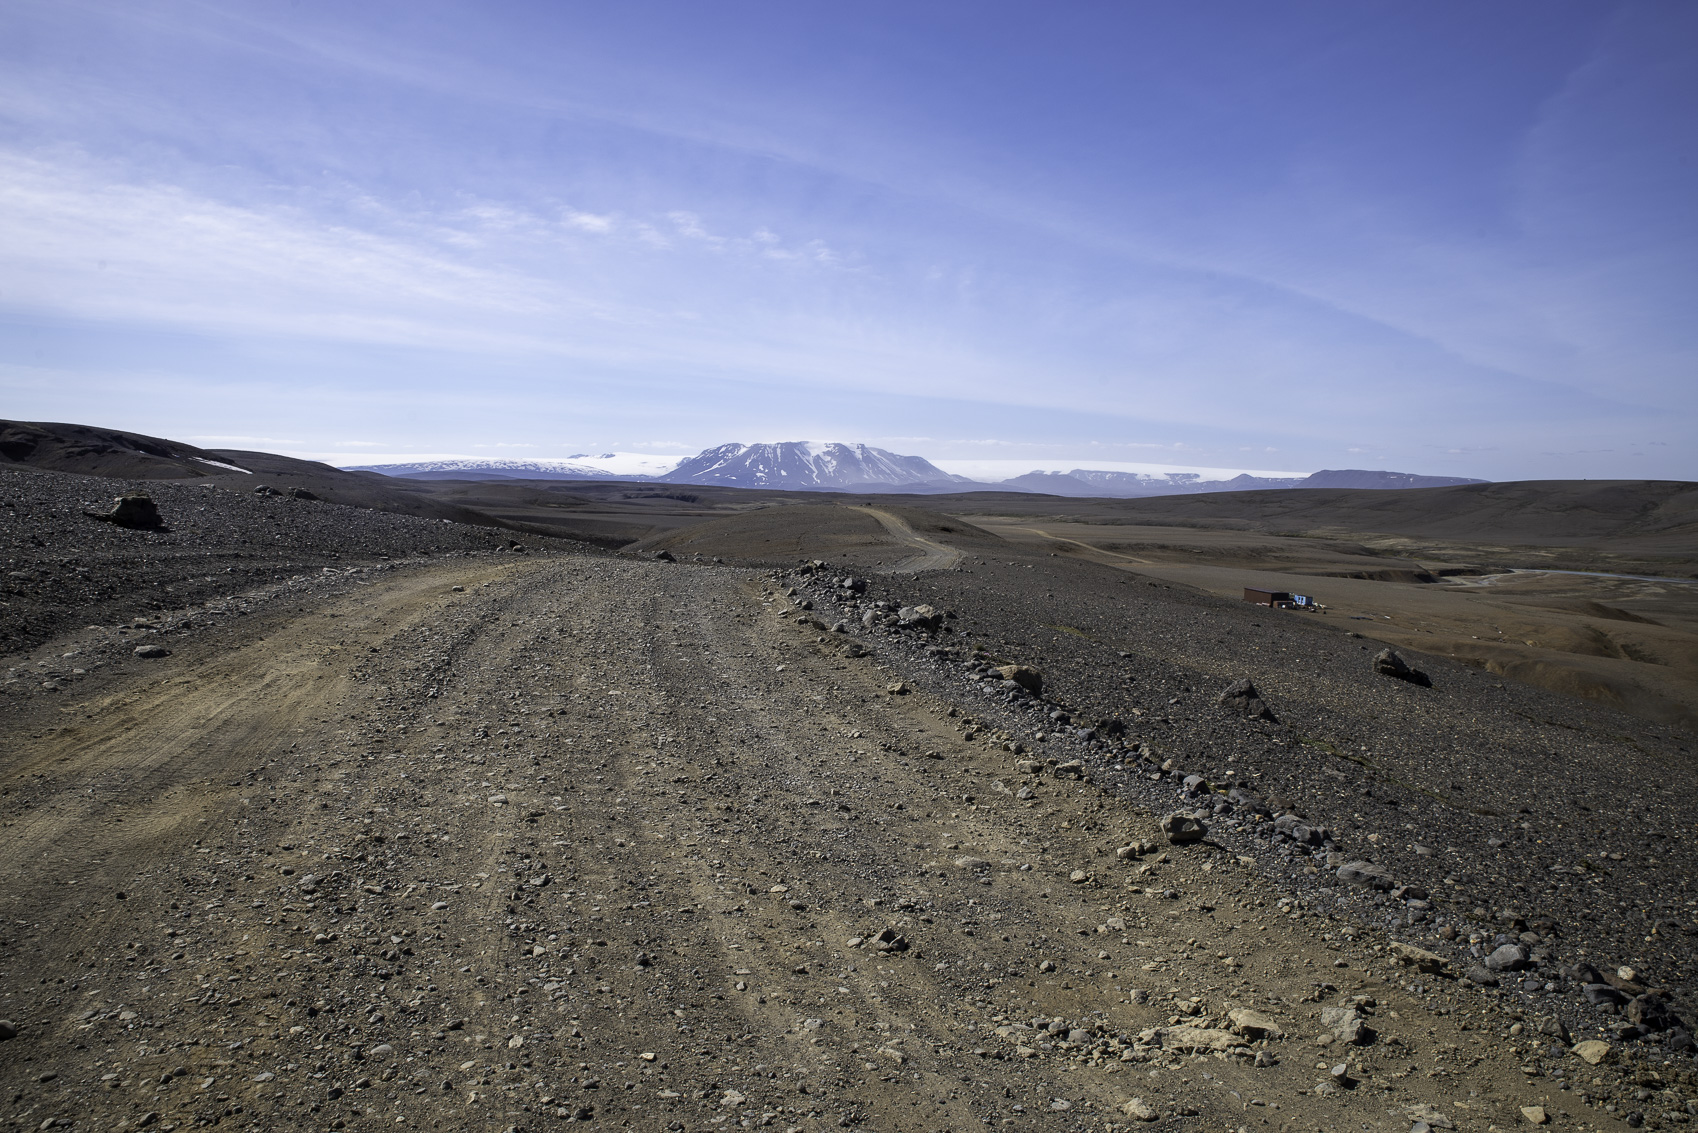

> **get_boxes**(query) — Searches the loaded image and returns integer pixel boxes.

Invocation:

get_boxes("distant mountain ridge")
[659,442,967,489]
[350,448,1485,495]
[1302,469,1486,490]
[0,422,1489,496]
[349,455,683,480]
[1003,467,1483,497]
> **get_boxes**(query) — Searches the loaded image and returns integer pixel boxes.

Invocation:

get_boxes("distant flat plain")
[952,487,1698,732]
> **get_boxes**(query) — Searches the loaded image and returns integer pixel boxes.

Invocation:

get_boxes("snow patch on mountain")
[662,442,965,489]
[348,453,684,479]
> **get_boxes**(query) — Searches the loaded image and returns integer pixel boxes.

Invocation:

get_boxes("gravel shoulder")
[0,546,1684,1132]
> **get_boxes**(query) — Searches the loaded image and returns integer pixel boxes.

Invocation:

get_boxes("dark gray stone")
[1217,678,1277,722]
[89,495,163,529]
[1372,649,1432,687]
[1336,860,1394,891]
[1161,813,1207,845]
[1484,944,1528,972]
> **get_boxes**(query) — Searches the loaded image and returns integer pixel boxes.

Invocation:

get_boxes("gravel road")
[0,550,1686,1132]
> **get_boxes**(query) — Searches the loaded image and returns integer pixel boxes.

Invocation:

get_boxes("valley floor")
[0,554,1680,1132]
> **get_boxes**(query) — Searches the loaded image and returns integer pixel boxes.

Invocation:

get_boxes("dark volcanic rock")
[1161,813,1207,844]
[1336,860,1393,890]
[1372,648,1431,687]
[87,495,163,529]
[1217,677,1277,722]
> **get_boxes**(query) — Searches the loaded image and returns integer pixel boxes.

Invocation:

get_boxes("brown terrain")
[2,421,1697,1133]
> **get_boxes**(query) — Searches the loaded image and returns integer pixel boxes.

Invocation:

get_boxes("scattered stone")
[1389,942,1450,975]
[897,605,942,630]
[87,495,163,529]
[1054,760,1084,779]
[0,1020,14,1041]
[1583,983,1627,1007]
[995,665,1042,695]
[132,644,171,659]
[652,550,675,562]
[1571,1039,1612,1065]
[1227,1008,1284,1040]
[1319,1007,1371,1045]
[1217,678,1277,722]
[1372,648,1431,687]
[1626,994,1674,1030]
[1161,813,1207,845]
[1520,1105,1549,1125]
[1119,1098,1158,1122]
[1406,1103,1455,1129]
[1484,944,1528,972]
[286,486,320,501]
[869,928,908,953]
[1139,1026,1245,1054]
[1463,964,1499,987]
[1336,860,1393,890]
[885,681,910,695]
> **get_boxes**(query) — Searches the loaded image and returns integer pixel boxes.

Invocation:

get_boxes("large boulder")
[1161,812,1207,845]
[88,495,162,529]
[1319,1007,1373,1045]
[1626,994,1675,1031]
[1217,678,1277,722]
[996,665,1043,695]
[1484,944,1528,972]
[897,605,943,631]
[1227,1008,1284,1040]
[1336,860,1394,891]
[1372,649,1431,687]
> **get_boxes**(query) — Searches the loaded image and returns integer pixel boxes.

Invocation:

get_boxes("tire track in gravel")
[0,554,1596,1133]
[849,507,965,573]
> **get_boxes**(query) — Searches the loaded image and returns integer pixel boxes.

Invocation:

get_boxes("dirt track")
[849,509,965,573]
[0,554,1659,1132]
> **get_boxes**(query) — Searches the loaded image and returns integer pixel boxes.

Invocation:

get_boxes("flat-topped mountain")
[659,441,966,489]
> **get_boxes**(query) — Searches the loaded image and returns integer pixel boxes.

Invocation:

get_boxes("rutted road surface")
[0,556,1618,1132]
[850,509,965,573]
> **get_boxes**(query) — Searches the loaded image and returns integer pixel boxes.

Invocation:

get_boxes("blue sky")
[2,0,1694,480]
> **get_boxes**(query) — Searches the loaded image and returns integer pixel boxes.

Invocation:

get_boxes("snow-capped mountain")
[349,454,684,480]
[661,442,966,490]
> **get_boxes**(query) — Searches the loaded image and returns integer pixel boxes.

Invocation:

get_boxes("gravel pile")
[778,549,1698,1069]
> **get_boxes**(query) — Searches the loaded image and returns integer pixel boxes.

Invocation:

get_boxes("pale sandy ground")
[969,518,1698,733]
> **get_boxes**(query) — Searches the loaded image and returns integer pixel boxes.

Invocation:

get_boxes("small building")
[1243,587,1290,607]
